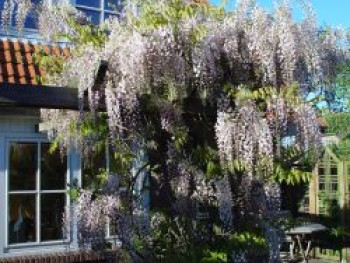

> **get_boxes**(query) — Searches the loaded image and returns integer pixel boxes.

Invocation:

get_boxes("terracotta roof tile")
[14,52,23,63]
[16,64,26,77]
[5,63,14,76]
[0,39,69,86]
[27,64,37,78]
[19,77,28,84]
[43,45,51,55]
[4,50,12,62]
[0,40,10,51]
[33,44,41,53]
[23,43,32,53]
[25,52,33,64]
[7,76,15,83]
[52,46,61,56]
[62,47,69,56]
[13,41,21,51]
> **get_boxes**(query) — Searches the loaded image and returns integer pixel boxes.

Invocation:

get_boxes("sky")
[210,0,350,28]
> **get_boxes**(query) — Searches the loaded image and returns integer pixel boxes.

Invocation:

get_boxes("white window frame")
[74,0,119,24]
[4,136,70,249]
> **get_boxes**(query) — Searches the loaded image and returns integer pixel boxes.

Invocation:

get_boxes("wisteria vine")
[2,0,349,262]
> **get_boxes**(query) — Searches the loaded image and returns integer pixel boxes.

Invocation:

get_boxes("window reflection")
[318,167,324,175]
[8,194,36,244]
[8,141,67,244]
[331,183,338,191]
[23,0,41,29]
[41,144,67,190]
[319,183,325,190]
[9,143,37,191]
[331,166,338,175]
[41,194,66,241]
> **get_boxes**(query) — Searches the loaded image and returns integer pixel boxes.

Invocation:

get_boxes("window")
[0,0,119,34]
[330,175,338,192]
[319,182,325,191]
[330,166,338,175]
[318,167,325,175]
[318,175,326,191]
[0,0,41,30]
[8,142,67,245]
[331,183,338,191]
[75,0,119,24]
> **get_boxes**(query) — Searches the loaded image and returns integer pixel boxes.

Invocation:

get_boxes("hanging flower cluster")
[266,93,323,159]
[40,109,81,152]
[216,100,273,174]
[69,190,122,250]
[30,0,347,163]
[37,0,86,42]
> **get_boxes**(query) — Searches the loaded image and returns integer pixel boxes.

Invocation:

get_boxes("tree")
[3,0,348,262]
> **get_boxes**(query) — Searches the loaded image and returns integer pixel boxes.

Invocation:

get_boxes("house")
[0,0,120,259]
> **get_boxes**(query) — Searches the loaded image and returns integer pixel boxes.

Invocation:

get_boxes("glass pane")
[318,167,324,175]
[41,194,66,241]
[23,0,40,29]
[9,143,37,191]
[24,10,37,29]
[41,144,67,190]
[331,167,338,175]
[78,8,100,24]
[76,0,100,8]
[319,183,325,190]
[331,183,338,191]
[8,194,36,244]
[105,0,118,11]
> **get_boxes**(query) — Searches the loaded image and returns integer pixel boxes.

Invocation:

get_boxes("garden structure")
[0,0,349,262]
[298,113,350,261]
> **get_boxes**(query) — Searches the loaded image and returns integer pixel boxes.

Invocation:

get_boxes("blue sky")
[210,0,350,28]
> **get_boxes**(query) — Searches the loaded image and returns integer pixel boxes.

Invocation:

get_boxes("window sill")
[4,240,70,253]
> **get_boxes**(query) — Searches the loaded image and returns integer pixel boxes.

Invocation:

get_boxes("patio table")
[286,223,327,263]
